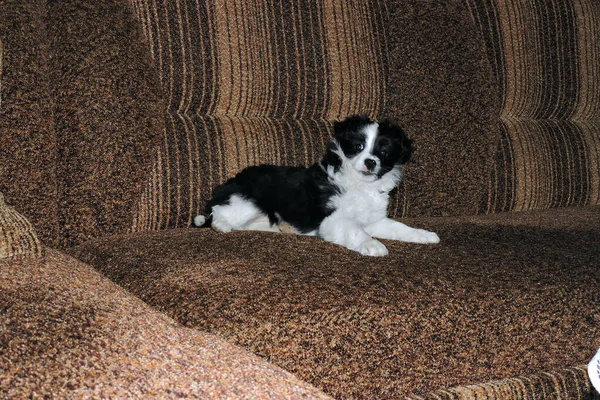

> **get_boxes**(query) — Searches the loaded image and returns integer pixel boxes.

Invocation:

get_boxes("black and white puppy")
[194,115,439,256]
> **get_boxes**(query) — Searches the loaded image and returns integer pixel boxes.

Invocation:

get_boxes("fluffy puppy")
[194,115,439,256]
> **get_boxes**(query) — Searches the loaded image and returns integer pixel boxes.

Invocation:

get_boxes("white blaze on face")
[351,122,380,176]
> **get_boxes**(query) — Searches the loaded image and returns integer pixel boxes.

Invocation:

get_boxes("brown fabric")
[464,0,600,120]
[464,0,600,213]
[127,0,500,231]
[126,0,393,231]
[0,249,331,399]
[0,193,42,259]
[482,119,600,213]
[381,0,501,218]
[47,0,165,247]
[70,206,600,398]
[0,0,59,246]
[410,365,598,400]
[127,0,387,119]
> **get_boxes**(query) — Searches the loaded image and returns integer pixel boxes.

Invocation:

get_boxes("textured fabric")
[410,365,598,400]
[382,0,501,218]
[70,206,600,399]
[483,119,600,213]
[127,0,500,231]
[0,0,59,246]
[47,0,165,247]
[126,0,392,231]
[0,249,331,399]
[127,0,387,119]
[0,193,42,259]
[132,116,332,230]
[464,0,600,213]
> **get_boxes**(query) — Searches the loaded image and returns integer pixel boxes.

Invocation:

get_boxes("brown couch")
[1,0,599,398]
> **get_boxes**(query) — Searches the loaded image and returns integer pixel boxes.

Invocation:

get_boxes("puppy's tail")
[193,214,212,228]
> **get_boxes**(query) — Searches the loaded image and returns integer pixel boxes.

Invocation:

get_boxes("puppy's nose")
[364,159,377,171]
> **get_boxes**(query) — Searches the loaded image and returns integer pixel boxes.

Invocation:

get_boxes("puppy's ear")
[398,134,413,165]
[333,114,371,140]
[379,119,413,164]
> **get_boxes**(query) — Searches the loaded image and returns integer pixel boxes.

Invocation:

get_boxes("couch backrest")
[1,0,165,247]
[0,1,59,246]
[465,0,600,213]
[128,0,500,231]
[1,0,502,243]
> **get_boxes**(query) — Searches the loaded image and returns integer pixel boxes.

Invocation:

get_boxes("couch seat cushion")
[1,249,330,399]
[69,207,600,398]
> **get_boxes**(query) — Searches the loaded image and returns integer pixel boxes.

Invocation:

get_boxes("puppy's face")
[333,115,412,180]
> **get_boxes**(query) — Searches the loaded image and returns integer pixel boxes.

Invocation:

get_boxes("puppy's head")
[333,115,412,180]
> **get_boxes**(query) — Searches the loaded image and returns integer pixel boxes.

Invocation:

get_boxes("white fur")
[350,122,380,175]
[193,215,206,227]
[210,194,280,233]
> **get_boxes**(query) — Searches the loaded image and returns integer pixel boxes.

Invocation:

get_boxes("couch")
[1,0,599,398]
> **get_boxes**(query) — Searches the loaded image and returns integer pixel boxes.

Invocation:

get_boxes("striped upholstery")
[464,0,600,213]
[127,0,390,231]
[0,193,42,259]
[127,0,387,119]
[412,365,597,400]
[485,119,600,212]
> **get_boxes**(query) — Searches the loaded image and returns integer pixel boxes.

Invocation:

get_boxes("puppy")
[194,115,439,256]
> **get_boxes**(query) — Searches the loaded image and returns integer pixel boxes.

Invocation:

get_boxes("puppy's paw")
[358,239,388,257]
[211,220,232,233]
[405,229,440,244]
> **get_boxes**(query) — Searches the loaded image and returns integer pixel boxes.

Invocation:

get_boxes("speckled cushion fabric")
[47,0,165,247]
[382,0,501,218]
[0,0,59,246]
[69,206,600,399]
[0,249,331,399]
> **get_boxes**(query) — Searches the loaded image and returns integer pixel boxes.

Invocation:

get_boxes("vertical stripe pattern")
[126,0,388,231]
[465,0,600,213]
[127,0,385,119]
[410,365,595,400]
[0,193,42,259]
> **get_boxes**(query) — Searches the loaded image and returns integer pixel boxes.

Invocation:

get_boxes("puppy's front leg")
[366,218,440,244]
[319,215,388,256]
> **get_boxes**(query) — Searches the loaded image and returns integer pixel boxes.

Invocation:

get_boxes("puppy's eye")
[355,143,365,152]
[380,150,388,158]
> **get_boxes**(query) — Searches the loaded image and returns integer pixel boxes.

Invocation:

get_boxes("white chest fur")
[328,186,390,226]
[326,164,403,227]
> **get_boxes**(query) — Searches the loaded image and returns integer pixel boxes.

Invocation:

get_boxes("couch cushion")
[483,119,600,213]
[0,192,42,260]
[0,1,60,246]
[0,249,331,398]
[69,206,600,398]
[47,0,165,247]
[382,0,501,218]
[126,0,387,120]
